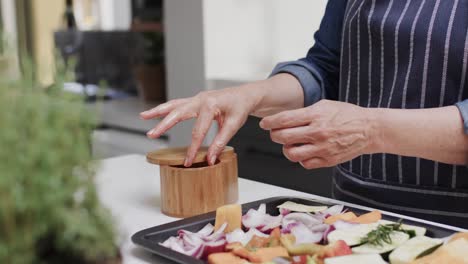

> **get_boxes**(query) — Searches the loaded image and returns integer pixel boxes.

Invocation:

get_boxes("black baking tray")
[131,196,458,264]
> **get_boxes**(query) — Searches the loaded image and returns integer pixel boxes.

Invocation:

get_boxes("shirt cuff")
[270,61,323,107]
[455,99,468,134]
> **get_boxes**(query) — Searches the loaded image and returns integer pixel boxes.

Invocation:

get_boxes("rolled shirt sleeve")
[456,99,468,134]
[270,0,348,107]
[271,61,323,107]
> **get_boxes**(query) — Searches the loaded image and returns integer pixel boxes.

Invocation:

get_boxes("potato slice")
[277,201,328,213]
[214,204,242,233]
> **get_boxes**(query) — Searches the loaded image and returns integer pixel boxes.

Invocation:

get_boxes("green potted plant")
[0,50,120,262]
[133,31,166,102]
[0,29,8,75]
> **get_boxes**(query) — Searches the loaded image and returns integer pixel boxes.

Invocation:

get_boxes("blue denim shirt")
[271,0,468,134]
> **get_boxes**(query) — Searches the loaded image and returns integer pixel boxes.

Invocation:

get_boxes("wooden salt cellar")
[146,146,238,218]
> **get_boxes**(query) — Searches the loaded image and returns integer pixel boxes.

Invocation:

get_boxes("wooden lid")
[146,146,234,166]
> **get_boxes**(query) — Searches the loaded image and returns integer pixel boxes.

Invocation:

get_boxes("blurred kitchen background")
[0,0,332,197]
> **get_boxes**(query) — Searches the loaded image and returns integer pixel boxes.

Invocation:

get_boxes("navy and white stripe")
[270,0,468,228]
[338,0,468,228]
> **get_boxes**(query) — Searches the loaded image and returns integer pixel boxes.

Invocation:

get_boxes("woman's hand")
[140,73,305,167]
[140,86,258,167]
[259,100,381,169]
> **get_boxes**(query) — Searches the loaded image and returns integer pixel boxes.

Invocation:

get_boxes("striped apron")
[334,0,468,228]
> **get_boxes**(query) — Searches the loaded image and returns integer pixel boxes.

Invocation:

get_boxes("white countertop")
[95,154,464,264]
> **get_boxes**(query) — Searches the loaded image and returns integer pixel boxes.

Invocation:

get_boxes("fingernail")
[184,157,190,167]
[147,129,156,136]
[210,156,216,165]
[259,121,266,129]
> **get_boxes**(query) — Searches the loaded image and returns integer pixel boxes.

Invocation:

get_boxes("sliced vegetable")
[448,232,468,243]
[351,210,382,224]
[246,235,270,250]
[317,204,345,218]
[411,238,468,263]
[281,234,323,256]
[226,228,269,246]
[379,219,426,236]
[231,245,289,263]
[324,253,387,264]
[317,240,353,259]
[332,220,359,230]
[160,222,228,259]
[324,212,357,225]
[327,223,379,246]
[389,236,443,264]
[282,213,323,231]
[352,231,410,254]
[242,204,282,232]
[277,201,328,213]
[290,222,323,244]
[249,247,289,263]
[207,252,248,264]
[268,227,282,247]
[215,204,242,233]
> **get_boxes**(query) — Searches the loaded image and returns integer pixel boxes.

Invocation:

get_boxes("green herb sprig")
[360,220,416,246]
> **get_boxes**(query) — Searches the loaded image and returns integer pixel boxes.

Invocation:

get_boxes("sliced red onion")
[283,213,322,230]
[322,224,335,244]
[281,222,299,234]
[201,239,227,259]
[225,227,269,246]
[242,203,282,231]
[309,223,329,233]
[279,208,291,216]
[318,204,344,218]
[180,231,204,248]
[290,222,323,244]
[204,222,227,241]
[260,215,283,232]
[160,222,228,259]
[333,220,359,230]
[197,223,214,236]
[258,203,266,214]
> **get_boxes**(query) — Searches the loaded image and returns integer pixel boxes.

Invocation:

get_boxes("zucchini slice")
[352,231,410,254]
[379,220,426,236]
[327,223,379,246]
[389,236,443,264]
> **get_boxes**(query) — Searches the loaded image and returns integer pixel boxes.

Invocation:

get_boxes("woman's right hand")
[140,86,259,167]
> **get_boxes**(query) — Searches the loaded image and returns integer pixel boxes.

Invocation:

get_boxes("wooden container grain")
[147,146,238,218]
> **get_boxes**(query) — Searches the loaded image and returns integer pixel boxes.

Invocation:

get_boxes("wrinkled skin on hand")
[140,87,256,167]
[260,100,379,170]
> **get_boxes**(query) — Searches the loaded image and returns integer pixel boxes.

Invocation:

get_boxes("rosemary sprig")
[360,219,416,246]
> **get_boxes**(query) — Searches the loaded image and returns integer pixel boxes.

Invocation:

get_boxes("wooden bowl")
[147,146,238,218]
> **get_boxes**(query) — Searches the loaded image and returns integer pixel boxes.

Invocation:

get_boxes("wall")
[29,0,65,85]
[0,0,20,78]
[164,0,215,147]
[203,0,327,81]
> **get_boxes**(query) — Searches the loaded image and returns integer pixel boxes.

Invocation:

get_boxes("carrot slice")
[324,212,358,225]
[248,247,289,263]
[351,210,381,224]
[208,252,246,264]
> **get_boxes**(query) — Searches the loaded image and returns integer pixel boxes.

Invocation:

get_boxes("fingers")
[299,157,329,170]
[184,110,215,167]
[270,126,314,145]
[207,117,244,165]
[140,99,187,120]
[147,107,196,139]
[282,144,321,163]
[259,107,314,130]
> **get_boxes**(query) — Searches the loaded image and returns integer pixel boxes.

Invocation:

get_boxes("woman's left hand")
[259,100,382,169]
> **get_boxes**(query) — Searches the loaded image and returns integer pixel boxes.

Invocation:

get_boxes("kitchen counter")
[95,154,465,264]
